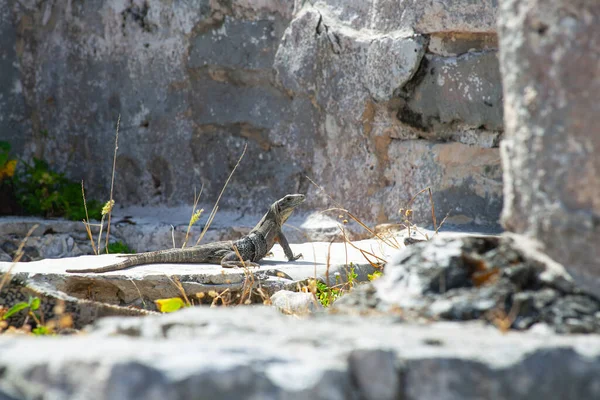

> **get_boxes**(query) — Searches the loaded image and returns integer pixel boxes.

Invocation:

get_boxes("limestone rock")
[337,234,600,333]
[271,290,322,314]
[497,0,600,295]
[399,51,504,132]
[0,273,152,330]
[302,0,498,33]
[274,7,427,117]
[2,306,600,399]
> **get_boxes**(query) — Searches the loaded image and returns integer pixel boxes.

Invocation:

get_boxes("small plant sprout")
[368,271,382,281]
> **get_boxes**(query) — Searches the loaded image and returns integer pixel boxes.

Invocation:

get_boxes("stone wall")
[0,0,503,227]
[498,0,600,295]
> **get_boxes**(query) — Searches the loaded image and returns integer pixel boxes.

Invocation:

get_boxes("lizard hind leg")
[221,260,260,269]
[220,252,260,269]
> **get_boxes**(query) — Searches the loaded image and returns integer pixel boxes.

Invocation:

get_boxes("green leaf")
[2,302,30,319]
[29,296,41,311]
[32,325,51,335]
[155,297,186,313]
[368,271,382,281]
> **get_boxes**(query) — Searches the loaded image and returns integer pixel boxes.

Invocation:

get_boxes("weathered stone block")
[301,0,498,33]
[428,32,499,57]
[498,0,600,295]
[383,141,503,227]
[2,306,600,399]
[399,51,504,132]
[189,17,287,70]
[0,0,505,229]
[275,8,427,117]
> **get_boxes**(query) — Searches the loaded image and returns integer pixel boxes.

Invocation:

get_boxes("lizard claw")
[290,253,303,261]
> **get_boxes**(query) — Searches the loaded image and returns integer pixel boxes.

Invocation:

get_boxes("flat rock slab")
[0,238,395,308]
[1,306,599,400]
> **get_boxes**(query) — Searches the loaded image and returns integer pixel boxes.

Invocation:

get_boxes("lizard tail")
[65,247,204,273]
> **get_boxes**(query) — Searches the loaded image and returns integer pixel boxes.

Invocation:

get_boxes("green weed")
[315,266,358,307]
[1,295,53,335]
[16,158,102,221]
[107,241,135,254]
[368,271,382,281]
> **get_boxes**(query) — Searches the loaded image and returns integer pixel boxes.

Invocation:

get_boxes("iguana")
[66,194,305,273]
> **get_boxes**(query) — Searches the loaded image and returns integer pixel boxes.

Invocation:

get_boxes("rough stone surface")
[497,0,600,295]
[1,0,504,228]
[0,237,389,310]
[335,234,600,334]
[0,273,152,330]
[399,51,504,133]
[270,290,322,314]
[428,32,499,57]
[273,1,504,226]
[1,307,600,400]
[302,0,499,33]
[384,141,503,226]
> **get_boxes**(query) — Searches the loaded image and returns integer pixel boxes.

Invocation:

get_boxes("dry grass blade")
[197,206,218,246]
[325,239,334,287]
[165,275,191,307]
[402,186,449,240]
[406,187,430,210]
[104,114,120,254]
[96,213,106,255]
[128,278,147,308]
[325,239,335,305]
[322,207,399,250]
[434,212,451,236]
[357,247,384,270]
[232,243,246,268]
[81,181,97,255]
[340,225,349,267]
[170,225,176,248]
[405,223,429,241]
[338,226,387,264]
[239,267,255,305]
[428,187,437,232]
[305,175,343,209]
[196,143,247,246]
[0,224,39,294]
[210,288,231,307]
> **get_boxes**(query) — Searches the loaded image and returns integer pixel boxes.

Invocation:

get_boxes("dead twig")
[104,114,120,253]
[0,224,40,294]
[196,143,247,246]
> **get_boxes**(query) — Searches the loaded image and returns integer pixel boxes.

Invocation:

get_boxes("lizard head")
[275,194,305,223]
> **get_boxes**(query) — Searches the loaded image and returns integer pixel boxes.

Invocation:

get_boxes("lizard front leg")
[277,232,302,262]
[220,251,260,269]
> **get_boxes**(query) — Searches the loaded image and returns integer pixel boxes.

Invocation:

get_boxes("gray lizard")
[66,194,305,273]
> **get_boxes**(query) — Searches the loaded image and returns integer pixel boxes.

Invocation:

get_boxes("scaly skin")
[66,194,305,273]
